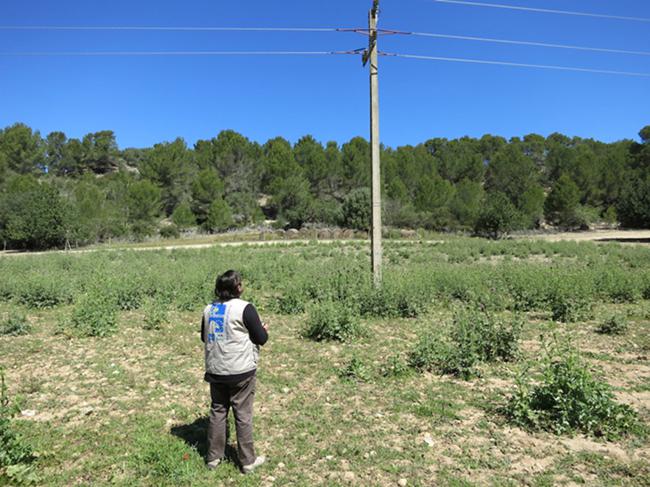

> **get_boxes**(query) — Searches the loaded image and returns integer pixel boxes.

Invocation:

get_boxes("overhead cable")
[431,0,650,23]
[381,52,650,78]
[406,31,650,57]
[3,24,648,58]
[0,50,355,57]
[0,26,341,32]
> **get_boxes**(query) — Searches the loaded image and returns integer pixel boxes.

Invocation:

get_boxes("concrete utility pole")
[365,0,382,287]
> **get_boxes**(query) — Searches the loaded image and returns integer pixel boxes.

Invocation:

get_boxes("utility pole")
[364,0,382,287]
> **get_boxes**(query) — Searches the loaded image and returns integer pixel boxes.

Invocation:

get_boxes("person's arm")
[243,304,268,346]
[200,315,205,343]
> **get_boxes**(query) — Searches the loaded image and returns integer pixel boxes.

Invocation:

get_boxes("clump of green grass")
[0,311,31,336]
[303,300,363,342]
[338,357,372,383]
[379,354,411,378]
[1,368,36,484]
[596,314,629,336]
[506,341,641,440]
[408,307,522,379]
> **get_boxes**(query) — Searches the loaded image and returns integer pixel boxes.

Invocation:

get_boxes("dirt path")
[0,239,367,257]
[519,229,650,243]
[2,229,649,258]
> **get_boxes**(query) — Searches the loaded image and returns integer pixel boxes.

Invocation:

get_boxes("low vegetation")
[408,307,522,379]
[506,341,643,440]
[0,311,30,337]
[0,237,648,485]
[1,368,36,484]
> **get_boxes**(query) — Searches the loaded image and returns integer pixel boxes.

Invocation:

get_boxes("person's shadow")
[170,417,239,466]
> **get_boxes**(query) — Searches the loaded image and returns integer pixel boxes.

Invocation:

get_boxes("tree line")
[0,122,649,250]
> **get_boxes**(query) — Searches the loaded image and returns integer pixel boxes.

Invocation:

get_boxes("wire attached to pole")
[430,0,650,23]
[380,51,650,78]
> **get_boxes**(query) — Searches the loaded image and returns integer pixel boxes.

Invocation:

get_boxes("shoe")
[242,455,266,474]
[206,458,222,470]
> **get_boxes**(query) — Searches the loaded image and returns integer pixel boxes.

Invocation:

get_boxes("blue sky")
[1,0,649,148]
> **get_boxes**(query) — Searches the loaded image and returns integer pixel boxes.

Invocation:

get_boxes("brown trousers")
[207,375,257,466]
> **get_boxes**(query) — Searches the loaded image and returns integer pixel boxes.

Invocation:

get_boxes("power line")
[3,24,648,58]
[407,31,650,57]
[0,50,351,57]
[0,26,342,32]
[431,0,650,23]
[381,52,650,78]
[4,48,648,79]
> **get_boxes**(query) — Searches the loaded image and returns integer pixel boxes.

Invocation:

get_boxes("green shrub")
[0,312,31,336]
[110,277,145,311]
[454,307,521,361]
[142,297,169,331]
[506,343,640,439]
[597,314,629,336]
[172,279,210,312]
[407,328,449,372]
[408,307,522,379]
[548,279,593,323]
[640,271,650,300]
[443,307,522,378]
[358,283,429,319]
[596,269,641,303]
[474,191,519,239]
[303,300,363,342]
[15,277,72,309]
[275,290,308,314]
[506,267,550,312]
[171,202,196,230]
[340,187,371,231]
[62,290,119,337]
[1,368,35,475]
[159,224,180,239]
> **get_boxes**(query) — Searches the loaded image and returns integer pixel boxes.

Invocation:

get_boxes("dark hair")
[215,270,242,300]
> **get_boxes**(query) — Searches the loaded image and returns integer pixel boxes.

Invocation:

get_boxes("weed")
[60,290,119,337]
[379,354,411,378]
[548,279,593,323]
[506,341,641,439]
[338,357,372,382]
[408,307,522,379]
[1,368,35,482]
[506,266,550,312]
[111,276,145,311]
[407,328,449,373]
[15,277,72,309]
[596,269,641,304]
[143,297,169,331]
[596,314,629,336]
[303,301,363,342]
[275,290,308,314]
[0,311,31,336]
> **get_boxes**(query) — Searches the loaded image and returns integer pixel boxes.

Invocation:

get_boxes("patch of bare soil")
[524,229,650,244]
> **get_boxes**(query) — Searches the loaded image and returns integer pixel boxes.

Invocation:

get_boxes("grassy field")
[1,238,649,486]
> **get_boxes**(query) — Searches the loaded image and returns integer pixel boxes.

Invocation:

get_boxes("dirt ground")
[520,229,650,244]
[3,229,650,258]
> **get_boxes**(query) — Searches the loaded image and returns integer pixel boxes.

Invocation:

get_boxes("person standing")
[201,270,269,474]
